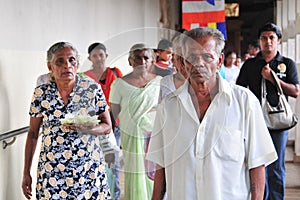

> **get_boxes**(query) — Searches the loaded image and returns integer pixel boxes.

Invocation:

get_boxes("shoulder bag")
[261,70,298,131]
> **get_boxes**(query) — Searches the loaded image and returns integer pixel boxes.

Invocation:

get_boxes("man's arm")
[152,165,166,200]
[249,165,265,200]
[261,64,300,98]
[279,82,299,98]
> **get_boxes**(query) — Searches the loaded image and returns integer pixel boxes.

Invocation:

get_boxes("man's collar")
[175,72,232,105]
[216,72,232,105]
[256,51,283,62]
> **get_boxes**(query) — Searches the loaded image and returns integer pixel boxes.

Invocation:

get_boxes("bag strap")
[270,70,284,95]
[261,78,267,98]
[261,70,283,99]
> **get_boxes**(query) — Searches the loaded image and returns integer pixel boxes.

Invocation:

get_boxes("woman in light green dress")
[109,44,161,200]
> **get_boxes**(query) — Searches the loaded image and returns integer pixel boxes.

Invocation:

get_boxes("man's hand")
[261,63,272,81]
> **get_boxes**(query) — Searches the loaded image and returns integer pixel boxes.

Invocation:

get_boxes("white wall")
[0,0,161,130]
[0,0,160,199]
[277,0,300,157]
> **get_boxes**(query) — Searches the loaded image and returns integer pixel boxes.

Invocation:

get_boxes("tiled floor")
[285,162,300,199]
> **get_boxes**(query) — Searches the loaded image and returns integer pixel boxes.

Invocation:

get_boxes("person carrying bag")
[261,70,298,131]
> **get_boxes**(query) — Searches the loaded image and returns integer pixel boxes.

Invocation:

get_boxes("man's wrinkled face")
[184,36,223,84]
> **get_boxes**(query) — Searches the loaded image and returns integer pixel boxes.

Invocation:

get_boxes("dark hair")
[157,39,173,51]
[225,51,236,58]
[248,40,260,49]
[88,42,107,54]
[258,23,282,39]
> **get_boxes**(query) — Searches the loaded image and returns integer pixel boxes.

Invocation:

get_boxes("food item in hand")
[60,113,100,125]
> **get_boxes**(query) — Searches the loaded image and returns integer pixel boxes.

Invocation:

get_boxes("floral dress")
[29,75,111,200]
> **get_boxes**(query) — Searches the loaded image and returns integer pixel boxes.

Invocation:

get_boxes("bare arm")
[110,103,121,124]
[279,82,299,98]
[249,165,265,200]
[152,165,166,200]
[22,117,42,199]
[91,109,112,135]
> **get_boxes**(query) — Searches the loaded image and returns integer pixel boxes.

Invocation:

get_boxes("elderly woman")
[109,43,161,200]
[22,42,112,200]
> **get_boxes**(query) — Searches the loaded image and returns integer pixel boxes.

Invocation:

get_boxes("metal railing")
[0,126,29,149]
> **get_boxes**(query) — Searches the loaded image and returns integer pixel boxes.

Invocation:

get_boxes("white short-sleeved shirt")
[158,74,176,103]
[147,74,277,200]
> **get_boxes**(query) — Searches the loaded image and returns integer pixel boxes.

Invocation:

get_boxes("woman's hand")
[62,110,112,135]
[22,172,32,199]
[63,123,111,135]
[65,123,95,132]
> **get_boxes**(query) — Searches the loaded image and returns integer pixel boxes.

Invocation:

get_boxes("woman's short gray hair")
[47,42,79,63]
[128,43,155,61]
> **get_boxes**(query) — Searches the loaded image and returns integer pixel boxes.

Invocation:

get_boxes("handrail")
[0,126,29,149]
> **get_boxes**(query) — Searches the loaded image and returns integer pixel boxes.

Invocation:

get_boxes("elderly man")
[147,27,278,200]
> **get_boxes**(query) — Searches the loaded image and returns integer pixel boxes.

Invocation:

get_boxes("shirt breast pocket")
[214,127,244,162]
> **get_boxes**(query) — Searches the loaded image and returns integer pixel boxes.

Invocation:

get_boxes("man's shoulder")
[243,56,261,66]
[230,83,259,101]
[277,54,296,65]
[239,56,264,74]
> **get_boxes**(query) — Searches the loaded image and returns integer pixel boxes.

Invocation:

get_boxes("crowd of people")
[22,22,298,200]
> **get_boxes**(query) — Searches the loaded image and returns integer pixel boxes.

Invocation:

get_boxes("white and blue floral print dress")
[29,75,111,200]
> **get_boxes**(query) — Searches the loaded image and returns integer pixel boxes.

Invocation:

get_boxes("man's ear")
[217,53,224,70]
[278,38,281,45]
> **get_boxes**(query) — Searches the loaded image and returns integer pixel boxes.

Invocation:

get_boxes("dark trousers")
[264,130,288,200]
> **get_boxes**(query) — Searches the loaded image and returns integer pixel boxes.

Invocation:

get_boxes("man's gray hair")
[182,27,225,55]
[47,42,79,63]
